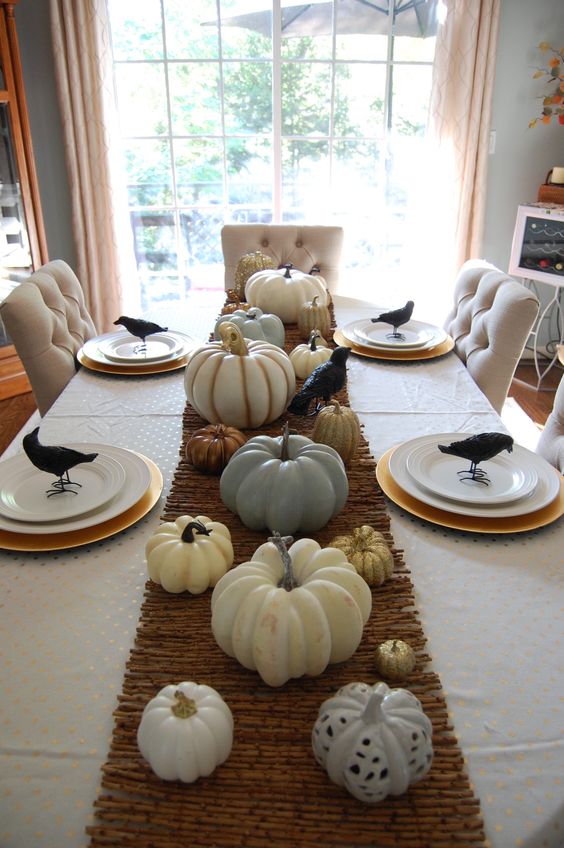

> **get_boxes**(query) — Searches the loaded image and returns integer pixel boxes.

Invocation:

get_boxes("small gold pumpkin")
[234,252,275,300]
[311,400,361,464]
[329,525,394,585]
[185,423,247,474]
[374,639,416,680]
[297,294,332,340]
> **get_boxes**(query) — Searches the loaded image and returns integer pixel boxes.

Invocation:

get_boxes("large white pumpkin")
[184,322,295,429]
[211,534,372,687]
[245,264,329,324]
[312,681,433,803]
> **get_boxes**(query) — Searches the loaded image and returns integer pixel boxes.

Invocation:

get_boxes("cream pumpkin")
[289,331,332,379]
[245,264,329,324]
[184,322,295,429]
[145,514,234,594]
[211,534,372,687]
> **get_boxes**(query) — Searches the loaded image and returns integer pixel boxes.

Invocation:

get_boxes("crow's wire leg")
[46,470,82,497]
[456,462,490,486]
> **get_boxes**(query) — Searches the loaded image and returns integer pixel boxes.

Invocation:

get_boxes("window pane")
[394,35,436,62]
[169,63,222,135]
[282,139,329,221]
[282,36,332,61]
[223,62,272,135]
[226,136,272,207]
[108,0,163,60]
[174,139,224,205]
[124,140,172,206]
[181,209,224,267]
[391,64,433,135]
[164,0,219,60]
[115,63,168,136]
[220,0,272,60]
[334,63,386,137]
[282,62,332,137]
[336,34,388,61]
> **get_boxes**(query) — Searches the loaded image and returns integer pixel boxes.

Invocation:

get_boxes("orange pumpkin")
[185,424,247,474]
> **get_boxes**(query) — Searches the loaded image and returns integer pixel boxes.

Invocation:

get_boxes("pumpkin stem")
[361,691,386,724]
[310,264,320,274]
[218,322,249,356]
[309,330,321,351]
[279,421,292,461]
[283,263,293,278]
[329,399,342,414]
[171,690,198,719]
[181,520,212,543]
[268,531,297,591]
[247,308,259,321]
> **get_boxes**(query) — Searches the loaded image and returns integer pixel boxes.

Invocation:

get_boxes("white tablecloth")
[0,293,562,848]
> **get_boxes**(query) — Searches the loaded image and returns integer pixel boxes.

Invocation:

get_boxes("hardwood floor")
[0,361,561,457]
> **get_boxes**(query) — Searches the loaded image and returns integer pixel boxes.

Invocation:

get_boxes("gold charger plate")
[376,446,564,533]
[0,455,163,551]
[333,328,454,360]
[77,349,189,375]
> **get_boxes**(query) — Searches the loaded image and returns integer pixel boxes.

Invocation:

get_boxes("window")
[108,0,439,311]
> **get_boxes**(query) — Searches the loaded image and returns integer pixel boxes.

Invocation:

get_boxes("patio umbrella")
[213,0,439,39]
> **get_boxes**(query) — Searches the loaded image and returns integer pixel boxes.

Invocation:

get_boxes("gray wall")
[14,0,564,283]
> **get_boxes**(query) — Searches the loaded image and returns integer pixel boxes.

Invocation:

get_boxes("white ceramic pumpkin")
[184,322,295,429]
[312,681,433,803]
[211,534,372,687]
[219,422,348,535]
[289,330,333,379]
[145,514,234,594]
[137,681,234,782]
[245,264,329,324]
[214,306,285,348]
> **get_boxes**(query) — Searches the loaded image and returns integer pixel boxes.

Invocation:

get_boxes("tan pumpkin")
[184,322,295,429]
[311,400,361,464]
[185,424,247,474]
[329,525,394,586]
[289,331,332,380]
[298,295,332,340]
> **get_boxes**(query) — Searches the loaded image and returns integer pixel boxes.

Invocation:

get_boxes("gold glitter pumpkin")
[234,252,275,299]
[312,400,361,464]
[329,525,394,585]
[374,639,416,680]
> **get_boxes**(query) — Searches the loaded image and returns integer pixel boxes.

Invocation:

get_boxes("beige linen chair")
[221,224,344,291]
[536,376,564,473]
[0,260,96,416]
[444,259,540,415]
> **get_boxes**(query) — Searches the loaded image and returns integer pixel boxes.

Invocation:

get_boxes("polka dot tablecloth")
[0,294,562,848]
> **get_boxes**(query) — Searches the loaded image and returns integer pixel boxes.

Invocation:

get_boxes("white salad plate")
[0,452,126,522]
[0,444,152,534]
[405,440,538,506]
[388,433,560,518]
[82,331,195,367]
[341,320,447,351]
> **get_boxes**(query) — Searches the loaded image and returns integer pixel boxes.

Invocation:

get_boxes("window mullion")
[272,0,282,223]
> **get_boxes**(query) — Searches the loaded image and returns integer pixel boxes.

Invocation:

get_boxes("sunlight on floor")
[501,397,541,451]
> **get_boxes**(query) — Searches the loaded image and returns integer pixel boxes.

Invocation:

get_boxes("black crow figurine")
[287,346,350,416]
[438,432,514,485]
[371,300,414,339]
[113,316,168,352]
[22,427,98,497]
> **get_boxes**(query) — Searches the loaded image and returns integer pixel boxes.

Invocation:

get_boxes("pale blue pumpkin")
[214,307,285,348]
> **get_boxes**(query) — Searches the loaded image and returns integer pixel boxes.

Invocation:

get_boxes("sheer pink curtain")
[49,0,138,332]
[429,0,501,278]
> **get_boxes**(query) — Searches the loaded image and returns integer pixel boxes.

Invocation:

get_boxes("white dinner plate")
[0,452,126,522]
[82,331,196,367]
[0,444,152,535]
[405,440,538,505]
[388,433,560,518]
[354,319,444,349]
[340,320,447,351]
[97,332,183,363]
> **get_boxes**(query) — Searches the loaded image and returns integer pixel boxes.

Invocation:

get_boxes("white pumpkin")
[211,534,372,687]
[184,322,295,429]
[137,681,234,782]
[289,330,333,379]
[312,681,433,803]
[214,306,285,348]
[219,422,348,535]
[245,264,329,324]
[145,514,234,594]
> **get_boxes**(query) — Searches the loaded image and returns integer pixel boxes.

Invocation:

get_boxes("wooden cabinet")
[0,0,48,399]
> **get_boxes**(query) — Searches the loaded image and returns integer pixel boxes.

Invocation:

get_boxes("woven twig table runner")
[88,304,485,847]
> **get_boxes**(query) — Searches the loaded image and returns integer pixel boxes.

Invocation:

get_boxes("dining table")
[0,291,562,848]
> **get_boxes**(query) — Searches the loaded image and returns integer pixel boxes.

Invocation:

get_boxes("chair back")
[221,224,344,291]
[0,260,96,415]
[536,376,564,473]
[444,260,539,414]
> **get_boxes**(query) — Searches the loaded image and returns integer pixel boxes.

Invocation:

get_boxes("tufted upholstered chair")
[536,376,564,473]
[221,224,344,291]
[0,260,96,416]
[444,259,540,415]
